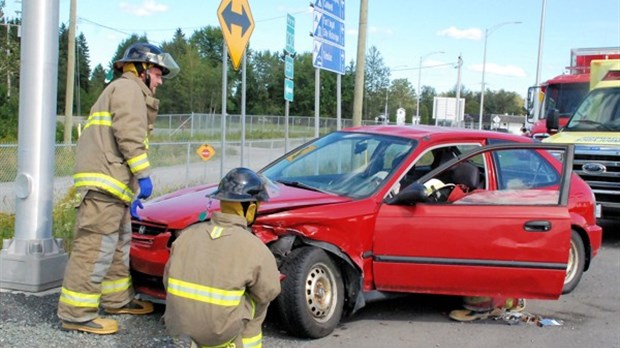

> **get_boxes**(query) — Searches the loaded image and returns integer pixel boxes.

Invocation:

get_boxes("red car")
[130,125,602,338]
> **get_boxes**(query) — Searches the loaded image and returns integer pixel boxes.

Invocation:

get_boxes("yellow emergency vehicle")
[543,59,620,220]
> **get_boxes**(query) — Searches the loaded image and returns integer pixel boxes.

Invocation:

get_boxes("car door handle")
[524,220,552,232]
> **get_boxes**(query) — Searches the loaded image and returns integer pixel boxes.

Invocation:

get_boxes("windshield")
[565,87,620,131]
[543,83,588,118]
[260,131,416,199]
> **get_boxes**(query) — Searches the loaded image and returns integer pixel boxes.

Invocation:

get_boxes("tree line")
[0,6,525,142]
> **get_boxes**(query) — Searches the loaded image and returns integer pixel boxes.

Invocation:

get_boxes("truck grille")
[573,146,620,209]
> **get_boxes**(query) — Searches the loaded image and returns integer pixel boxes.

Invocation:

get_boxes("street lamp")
[416,51,444,123]
[478,21,521,129]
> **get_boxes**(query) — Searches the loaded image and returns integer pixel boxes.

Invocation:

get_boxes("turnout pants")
[57,190,134,323]
[190,296,268,348]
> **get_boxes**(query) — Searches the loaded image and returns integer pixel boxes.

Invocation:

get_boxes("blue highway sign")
[312,41,345,75]
[313,0,345,20]
[313,11,345,47]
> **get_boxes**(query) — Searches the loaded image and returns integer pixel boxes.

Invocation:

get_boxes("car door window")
[395,144,484,196]
[493,149,560,190]
[441,148,564,205]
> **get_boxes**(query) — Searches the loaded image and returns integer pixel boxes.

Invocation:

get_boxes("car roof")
[343,125,531,143]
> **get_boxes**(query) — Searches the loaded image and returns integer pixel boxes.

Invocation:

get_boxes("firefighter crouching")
[164,167,281,348]
[57,42,180,334]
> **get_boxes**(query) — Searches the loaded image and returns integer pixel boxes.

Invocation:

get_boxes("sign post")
[217,0,254,170]
[283,13,295,152]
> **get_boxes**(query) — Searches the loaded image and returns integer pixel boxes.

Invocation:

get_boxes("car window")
[391,144,485,197]
[492,149,560,189]
[419,147,565,205]
[262,131,416,199]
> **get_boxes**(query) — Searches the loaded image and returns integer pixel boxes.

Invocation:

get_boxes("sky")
[4,0,620,100]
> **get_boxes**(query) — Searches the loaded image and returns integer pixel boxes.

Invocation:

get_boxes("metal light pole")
[478,21,521,130]
[383,88,388,124]
[416,51,444,123]
[1,0,67,292]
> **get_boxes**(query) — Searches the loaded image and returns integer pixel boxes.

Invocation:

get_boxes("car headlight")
[548,150,564,162]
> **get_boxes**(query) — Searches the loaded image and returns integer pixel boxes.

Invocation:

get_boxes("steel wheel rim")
[565,240,577,284]
[305,262,337,323]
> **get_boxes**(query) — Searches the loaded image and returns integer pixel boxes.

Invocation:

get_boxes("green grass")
[0,187,79,252]
[0,182,196,253]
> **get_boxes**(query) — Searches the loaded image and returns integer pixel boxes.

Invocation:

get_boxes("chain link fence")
[154,113,357,138]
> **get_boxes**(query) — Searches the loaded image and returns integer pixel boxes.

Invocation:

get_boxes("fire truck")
[525,47,620,140]
[543,59,620,220]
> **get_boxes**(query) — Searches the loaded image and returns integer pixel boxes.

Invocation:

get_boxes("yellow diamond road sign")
[196,144,216,162]
[217,0,255,71]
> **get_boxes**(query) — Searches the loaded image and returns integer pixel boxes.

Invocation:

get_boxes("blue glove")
[138,177,153,199]
[130,199,144,220]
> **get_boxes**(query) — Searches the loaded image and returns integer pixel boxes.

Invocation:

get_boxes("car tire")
[563,229,585,294]
[275,246,344,338]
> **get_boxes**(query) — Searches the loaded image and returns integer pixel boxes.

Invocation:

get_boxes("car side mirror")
[385,183,428,205]
[546,108,560,133]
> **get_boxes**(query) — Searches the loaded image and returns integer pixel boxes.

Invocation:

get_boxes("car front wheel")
[563,229,585,294]
[275,246,344,338]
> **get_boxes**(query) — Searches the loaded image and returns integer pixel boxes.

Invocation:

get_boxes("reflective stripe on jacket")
[74,72,159,202]
[163,212,281,347]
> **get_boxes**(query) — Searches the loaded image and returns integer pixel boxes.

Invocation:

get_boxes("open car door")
[373,143,574,300]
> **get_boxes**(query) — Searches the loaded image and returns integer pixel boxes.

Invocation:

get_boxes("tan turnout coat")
[74,72,159,203]
[164,212,281,347]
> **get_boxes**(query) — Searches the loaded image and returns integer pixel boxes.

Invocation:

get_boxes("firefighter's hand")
[138,177,153,199]
[130,199,144,220]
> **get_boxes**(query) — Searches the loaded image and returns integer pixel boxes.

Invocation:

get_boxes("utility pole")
[352,0,368,127]
[63,0,76,144]
[455,55,463,127]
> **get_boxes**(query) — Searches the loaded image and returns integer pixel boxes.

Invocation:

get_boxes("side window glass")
[394,145,484,200]
[493,149,560,190]
[390,146,568,206]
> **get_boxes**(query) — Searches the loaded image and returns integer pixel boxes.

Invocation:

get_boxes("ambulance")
[544,59,620,220]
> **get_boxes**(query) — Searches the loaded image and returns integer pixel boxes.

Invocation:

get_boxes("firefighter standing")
[164,167,281,348]
[57,42,180,334]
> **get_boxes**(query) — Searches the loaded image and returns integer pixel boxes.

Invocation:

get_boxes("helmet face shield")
[258,173,280,199]
[149,52,180,79]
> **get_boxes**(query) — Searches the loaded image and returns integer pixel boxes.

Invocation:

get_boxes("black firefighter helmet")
[210,167,270,203]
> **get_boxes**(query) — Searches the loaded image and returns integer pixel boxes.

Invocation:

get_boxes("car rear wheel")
[563,229,585,294]
[275,246,344,338]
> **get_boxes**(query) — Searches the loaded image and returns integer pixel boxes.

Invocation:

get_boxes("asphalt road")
[1,220,618,348]
[262,219,620,348]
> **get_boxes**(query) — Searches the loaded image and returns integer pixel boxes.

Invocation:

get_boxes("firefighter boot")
[61,317,119,334]
[448,309,491,322]
[104,299,154,315]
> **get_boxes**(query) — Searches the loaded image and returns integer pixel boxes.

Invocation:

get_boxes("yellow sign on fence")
[196,144,216,161]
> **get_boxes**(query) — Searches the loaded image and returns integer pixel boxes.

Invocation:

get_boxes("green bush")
[52,186,80,252]
[1,187,79,253]
[0,212,16,244]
